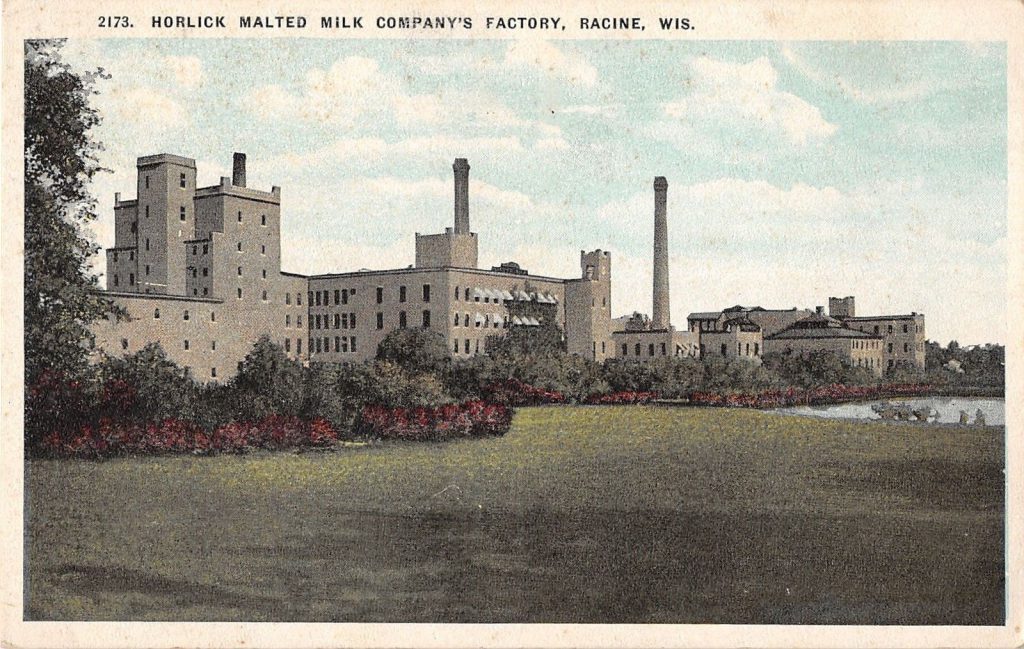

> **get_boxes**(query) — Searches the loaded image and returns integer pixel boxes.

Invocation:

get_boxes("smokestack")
[453,158,470,234]
[232,152,247,188]
[652,176,670,330]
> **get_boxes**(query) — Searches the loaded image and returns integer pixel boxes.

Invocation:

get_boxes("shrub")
[358,400,512,441]
[583,391,659,405]
[482,378,566,406]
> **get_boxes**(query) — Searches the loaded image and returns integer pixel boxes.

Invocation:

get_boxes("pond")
[774,397,1005,426]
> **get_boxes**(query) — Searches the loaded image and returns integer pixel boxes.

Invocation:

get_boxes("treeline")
[26,329,1003,458]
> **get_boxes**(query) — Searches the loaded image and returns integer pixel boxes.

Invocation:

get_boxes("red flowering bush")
[41,415,338,459]
[583,391,659,405]
[358,400,512,441]
[482,379,566,406]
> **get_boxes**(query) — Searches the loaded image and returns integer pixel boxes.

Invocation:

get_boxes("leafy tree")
[95,343,200,423]
[24,39,119,385]
[227,336,305,419]
[376,327,450,375]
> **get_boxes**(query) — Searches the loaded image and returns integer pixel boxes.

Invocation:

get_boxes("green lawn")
[25,406,1004,623]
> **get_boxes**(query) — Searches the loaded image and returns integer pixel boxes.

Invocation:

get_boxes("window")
[237,266,243,276]
[261,245,266,255]
[261,214,266,226]
[454,340,460,353]
[184,340,190,350]
[903,324,909,333]
[286,293,292,305]
[464,313,470,327]
[350,313,356,328]
[237,211,242,223]
[114,274,119,287]
[237,242,242,252]
[297,339,302,354]
[635,343,641,356]
[322,290,329,305]
[399,286,407,303]
[180,206,186,221]
[203,244,208,254]
[455,286,460,301]
[129,273,135,285]
[285,339,291,353]
[121,338,128,350]
[422,310,431,328]
[202,288,208,296]
[661,343,667,356]
[351,338,356,353]
[145,175,149,189]
[296,315,302,327]
[315,291,321,306]
[423,284,431,302]
[376,312,384,329]
[262,291,267,302]
[315,338,322,354]
[315,315,321,330]
[888,325,893,334]
[145,238,150,251]
[334,289,340,305]
[453,313,460,326]
[262,269,267,279]
[376,287,383,304]
[648,343,655,357]
[888,343,894,353]
[211,312,216,322]
[721,343,727,357]
[335,336,341,352]
[202,268,208,277]
[335,313,341,329]
[211,367,217,378]
[903,343,909,353]
[465,339,470,354]
[193,289,198,296]
[286,315,291,326]
[888,359,894,369]
[145,265,150,275]
[180,172,186,188]
[399,311,407,328]
[237,288,242,299]
[297,293,302,306]
[192,269,197,278]
[183,310,190,321]
[755,343,760,356]
[154,308,160,319]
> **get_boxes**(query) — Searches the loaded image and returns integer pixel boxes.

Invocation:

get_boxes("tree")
[228,336,306,419]
[376,328,450,375]
[24,39,119,385]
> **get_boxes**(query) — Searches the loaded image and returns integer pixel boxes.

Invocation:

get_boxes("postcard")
[2,0,1021,647]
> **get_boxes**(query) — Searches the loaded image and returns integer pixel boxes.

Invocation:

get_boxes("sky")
[61,39,1007,345]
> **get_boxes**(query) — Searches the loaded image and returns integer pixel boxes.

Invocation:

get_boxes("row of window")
[860,323,922,335]
[309,336,358,354]
[368,284,432,305]
[453,338,483,355]
[852,340,879,350]
[310,312,357,330]
[308,288,357,307]
[156,309,217,322]
[111,250,135,262]
[452,313,510,329]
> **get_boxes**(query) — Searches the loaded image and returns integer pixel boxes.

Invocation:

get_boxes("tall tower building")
[651,176,670,330]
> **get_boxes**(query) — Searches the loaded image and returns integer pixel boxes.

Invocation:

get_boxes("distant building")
[828,296,926,370]
[763,307,885,376]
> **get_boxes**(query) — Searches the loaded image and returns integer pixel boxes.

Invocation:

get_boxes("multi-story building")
[763,306,885,376]
[828,296,926,370]
[92,153,618,379]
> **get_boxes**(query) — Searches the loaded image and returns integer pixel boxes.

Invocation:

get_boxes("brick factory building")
[91,151,925,381]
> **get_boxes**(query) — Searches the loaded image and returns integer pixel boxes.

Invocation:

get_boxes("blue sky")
[64,39,1007,344]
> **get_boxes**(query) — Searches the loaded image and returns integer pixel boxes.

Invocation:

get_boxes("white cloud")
[164,55,203,89]
[504,41,598,87]
[664,55,837,145]
[104,87,189,131]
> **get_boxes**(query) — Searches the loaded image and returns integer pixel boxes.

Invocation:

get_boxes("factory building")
[763,306,885,376]
[90,150,924,381]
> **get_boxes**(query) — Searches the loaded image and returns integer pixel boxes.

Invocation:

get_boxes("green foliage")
[761,350,875,389]
[700,355,780,392]
[227,336,306,419]
[925,340,1004,389]
[376,327,450,375]
[358,361,451,408]
[95,343,200,423]
[603,357,704,398]
[24,39,120,385]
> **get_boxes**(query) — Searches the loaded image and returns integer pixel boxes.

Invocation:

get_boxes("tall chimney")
[652,176,670,330]
[453,158,470,234]
[232,152,247,188]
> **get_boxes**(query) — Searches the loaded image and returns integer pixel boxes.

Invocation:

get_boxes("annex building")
[92,151,925,381]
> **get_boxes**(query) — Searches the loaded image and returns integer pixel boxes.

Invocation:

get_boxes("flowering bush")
[41,415,338,459]
[358,400,512,441]
[482,379,566,406]
[583,391,659,405]
[687,383,938,409]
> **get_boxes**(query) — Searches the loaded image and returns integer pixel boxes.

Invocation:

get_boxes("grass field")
[25,406,1004,624]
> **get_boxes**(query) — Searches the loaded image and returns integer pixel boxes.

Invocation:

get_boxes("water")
[775,397,1005,426]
